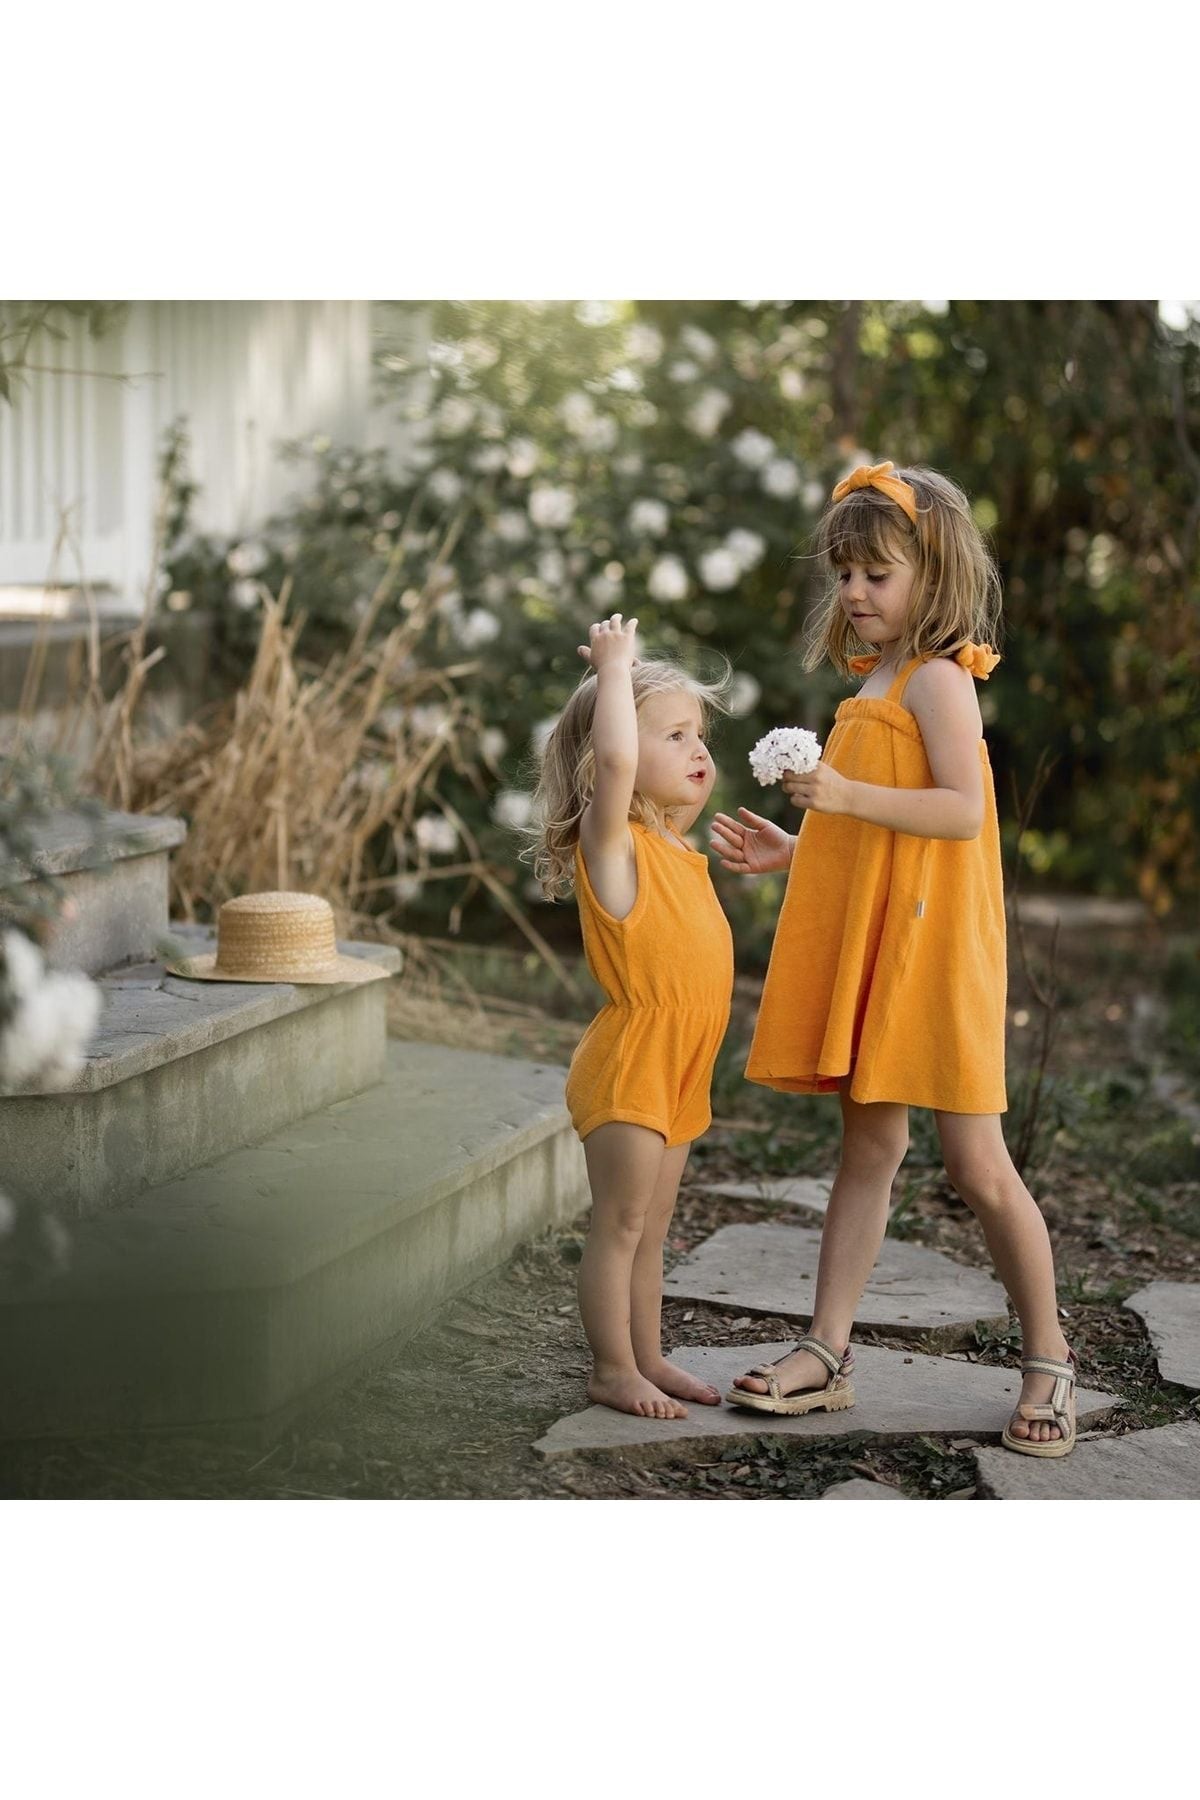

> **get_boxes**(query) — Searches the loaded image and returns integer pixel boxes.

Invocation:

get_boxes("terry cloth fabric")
[745,645,1008,1113]
[566,819,734,1147]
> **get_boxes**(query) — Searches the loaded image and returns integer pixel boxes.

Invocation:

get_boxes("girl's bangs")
[818,497,910,569]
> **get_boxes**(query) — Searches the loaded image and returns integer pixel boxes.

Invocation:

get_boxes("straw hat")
[165,892,391,985]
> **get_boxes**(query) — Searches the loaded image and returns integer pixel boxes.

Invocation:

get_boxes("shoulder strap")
[884,656,924,707]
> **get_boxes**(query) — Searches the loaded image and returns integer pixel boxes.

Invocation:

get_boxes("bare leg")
[630,1140,721,1405]
[577,1121,687,1419]
[733,1085,909,1397]
[935,1111,1072,1444]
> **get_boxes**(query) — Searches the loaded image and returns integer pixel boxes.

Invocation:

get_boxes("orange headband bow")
[831,460,918,524]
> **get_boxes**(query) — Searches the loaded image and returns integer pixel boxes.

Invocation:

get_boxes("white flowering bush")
[157,301,861,946]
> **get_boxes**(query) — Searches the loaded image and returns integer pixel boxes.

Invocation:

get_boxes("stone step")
[973,1420,1200,1499]
[1,808,187,975]
[0,927,401,1216]
[695,1176,833,1217]
[0,1041,587,1445]
[662,1221,1010,1346]
[1124,1281,1200,1391]
[532,1341,1121,1460]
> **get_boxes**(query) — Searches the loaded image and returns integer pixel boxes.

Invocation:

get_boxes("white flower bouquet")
[748,727,823,787]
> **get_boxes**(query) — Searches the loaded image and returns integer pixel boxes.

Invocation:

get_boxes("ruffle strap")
[847,642,1001,680]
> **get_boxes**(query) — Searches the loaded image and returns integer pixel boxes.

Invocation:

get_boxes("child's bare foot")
[587,1369,687,1419]
[639,1358,721,1405]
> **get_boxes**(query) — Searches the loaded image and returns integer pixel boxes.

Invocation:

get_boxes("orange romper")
[745,645,1008,1114]
[566,820,734,1148]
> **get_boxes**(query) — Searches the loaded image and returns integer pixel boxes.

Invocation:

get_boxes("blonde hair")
[801,464,1003,676]
[517,656,732,900]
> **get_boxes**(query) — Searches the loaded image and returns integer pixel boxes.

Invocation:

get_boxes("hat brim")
[164,953,391,985]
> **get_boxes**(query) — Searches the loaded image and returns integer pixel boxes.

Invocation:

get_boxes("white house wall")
[0,301,420,609]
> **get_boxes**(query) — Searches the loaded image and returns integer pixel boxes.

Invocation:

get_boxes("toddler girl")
[712,463,1077,1457]
[527,614,734,1419]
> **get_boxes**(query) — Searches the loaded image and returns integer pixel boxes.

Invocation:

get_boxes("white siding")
[0,301,419,608]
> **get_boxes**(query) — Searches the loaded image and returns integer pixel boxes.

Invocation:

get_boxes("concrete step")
[0,808,187,975]
[0,1041,587,1445]
[0,927,401,1216]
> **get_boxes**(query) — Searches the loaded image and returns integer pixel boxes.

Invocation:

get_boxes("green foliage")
[0,302,125,403]
[1164,941,1200,1079]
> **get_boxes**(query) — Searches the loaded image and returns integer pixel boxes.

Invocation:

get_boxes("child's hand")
[577,612,639,672]
[780,763,855,817]
[709,808,794,875]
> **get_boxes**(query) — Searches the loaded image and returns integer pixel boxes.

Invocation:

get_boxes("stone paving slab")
[821,1478,908,1500]
[663,1222,1009,1342]
[532,1342,1121,1460]
[696,1177,833,1216]
[1123,1282,1200,1392]
[974,1421,1200,1500]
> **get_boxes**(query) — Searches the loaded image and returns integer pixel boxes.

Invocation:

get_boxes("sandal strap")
[746,1365,784,1400]
[741,1337,850,1400]
[791,1336,844,1379]
[1021,1354,1075,1382]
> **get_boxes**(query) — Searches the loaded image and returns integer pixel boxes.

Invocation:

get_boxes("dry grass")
[8,498,580,1018]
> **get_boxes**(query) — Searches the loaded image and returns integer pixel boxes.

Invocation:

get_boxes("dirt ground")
[1,919,1197,1501]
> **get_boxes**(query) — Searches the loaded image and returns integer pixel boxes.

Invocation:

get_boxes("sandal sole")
[1000,1427,1076,1458]
[723,1384,856,1417]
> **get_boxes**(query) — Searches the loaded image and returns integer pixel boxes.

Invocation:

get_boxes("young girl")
[712,462,1078,1457]
[528,614,734,1419]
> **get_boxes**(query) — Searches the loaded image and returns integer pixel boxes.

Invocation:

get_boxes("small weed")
[886,1178,924,1241]
[973,1314,1022,1358]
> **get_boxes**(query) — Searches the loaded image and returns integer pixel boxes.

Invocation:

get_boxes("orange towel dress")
[566,820,735,1147]
[745,645,1008,1114]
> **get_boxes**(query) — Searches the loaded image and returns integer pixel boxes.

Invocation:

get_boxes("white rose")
[480,727,508,762]
[686,387,732,440]
[628,497,669,538]
[731,428,775,470]
[436,395,476,436]
[472,446,507,473]
[762,457,800,498]
[699,548,741,592]
[587,573,623,608]
[506,438,539,479]
[226,540,269,577]
[727,672,762,718]
[625,322,664,364]
[561,392,596,436]
[725,528,767,571]
[528,486,576,530]
[803,480,827,511]
[454,608,502,648]
[680,324,718,363]
[428,468,464,506]
[494,509,530,543]
[530,715,560,755]
[230,580,260,611]
[493,790,535,828]
[648,555,689,603]
[414,814,459,855]
[0,968,101,1091]
[537,550,566,587]
[668,359,701,384]
[410,704,450,739]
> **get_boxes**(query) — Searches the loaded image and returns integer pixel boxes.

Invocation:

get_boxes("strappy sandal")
[725,1335,856,1417]
[1000,1348,1077,1458]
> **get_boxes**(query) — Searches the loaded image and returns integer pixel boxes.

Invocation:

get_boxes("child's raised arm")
[577,613,640,847]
